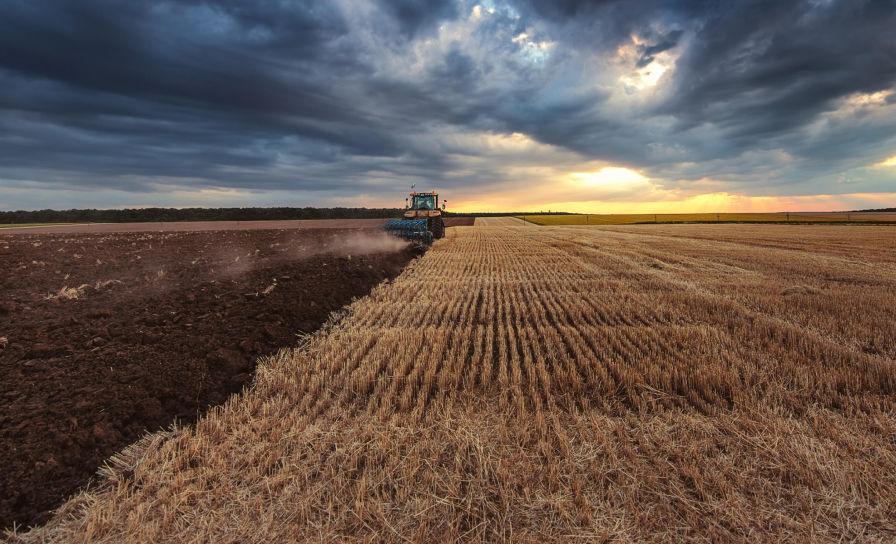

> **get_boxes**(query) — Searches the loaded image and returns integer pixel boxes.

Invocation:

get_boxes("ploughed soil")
[4,216,474,235]
[442,216,475,227]
[1,218,388,235]
[0,228,419,530]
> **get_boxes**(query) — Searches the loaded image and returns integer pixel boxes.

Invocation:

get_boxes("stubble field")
[8,222,896,542]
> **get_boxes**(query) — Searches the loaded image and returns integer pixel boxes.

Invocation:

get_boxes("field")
[0,226,419,529]
[7,221,896,542]
[522,211,896,225]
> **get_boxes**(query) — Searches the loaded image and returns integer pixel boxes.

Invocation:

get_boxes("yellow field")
[522,211,896,225]
[16,223,896,542]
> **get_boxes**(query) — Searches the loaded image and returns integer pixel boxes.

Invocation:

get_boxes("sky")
[1,0,895,213]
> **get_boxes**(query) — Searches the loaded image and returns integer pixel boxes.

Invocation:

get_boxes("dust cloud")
[212,230,412,278]
[326,231,410,256]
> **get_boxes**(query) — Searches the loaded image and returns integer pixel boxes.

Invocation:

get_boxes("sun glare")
[876,154,896,167]
[572,167,648,188]
[615,34,677,92]
[844,90,893,108]
[620,58,672,90]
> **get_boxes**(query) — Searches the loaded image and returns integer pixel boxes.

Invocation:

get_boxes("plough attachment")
[383,218,434,244]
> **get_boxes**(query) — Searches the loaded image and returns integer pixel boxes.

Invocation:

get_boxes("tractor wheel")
[429,217,445,239]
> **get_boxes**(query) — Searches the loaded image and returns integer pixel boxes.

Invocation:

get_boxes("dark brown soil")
[442,217,475,227]
[0,228,419,530]
[1,218,387,234]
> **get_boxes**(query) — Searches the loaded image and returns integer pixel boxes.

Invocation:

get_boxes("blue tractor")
[383,191,446,244]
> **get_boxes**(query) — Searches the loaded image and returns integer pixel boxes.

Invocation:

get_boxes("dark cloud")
[381,0,460,36]
[0,0,894,209]
[660,1,896,138]
[636,29,683,68]
[430,47,481,91]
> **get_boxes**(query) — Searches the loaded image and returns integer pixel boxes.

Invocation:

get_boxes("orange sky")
[444,160,896,213]
[452,191,896,214]
[394,140,896,214]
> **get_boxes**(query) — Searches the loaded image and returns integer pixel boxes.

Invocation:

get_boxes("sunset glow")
[877,155,896,168]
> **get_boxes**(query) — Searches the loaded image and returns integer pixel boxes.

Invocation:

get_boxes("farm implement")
[383,190,446,244]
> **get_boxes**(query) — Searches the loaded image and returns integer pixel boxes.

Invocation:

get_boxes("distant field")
[521,211,896,225]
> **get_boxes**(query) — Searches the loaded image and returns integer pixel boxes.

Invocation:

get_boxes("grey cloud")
[660,1,896,138]
[381,0,460,36]
[636,29,683,68]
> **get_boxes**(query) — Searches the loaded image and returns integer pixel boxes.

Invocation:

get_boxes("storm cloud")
[0,0,894,210]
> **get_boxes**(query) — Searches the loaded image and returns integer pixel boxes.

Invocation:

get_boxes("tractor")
[383,190,446,244]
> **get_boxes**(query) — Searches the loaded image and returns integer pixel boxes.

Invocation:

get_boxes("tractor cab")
[403,191,445,218]
[411,193,437,210]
